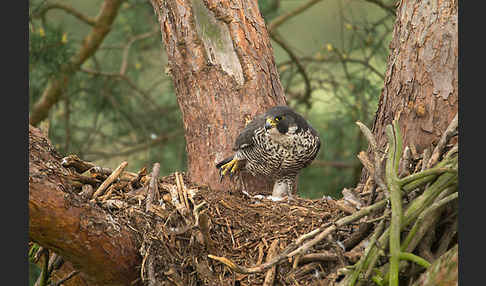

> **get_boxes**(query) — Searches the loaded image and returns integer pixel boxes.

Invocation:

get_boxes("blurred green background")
[29,0,396,283]
[29,0,394,200]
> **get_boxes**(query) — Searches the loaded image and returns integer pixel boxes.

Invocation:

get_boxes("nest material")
[59,116,458,286]
[62,155,363,285]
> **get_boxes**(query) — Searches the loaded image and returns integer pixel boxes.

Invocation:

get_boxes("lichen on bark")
[192,0,244,85]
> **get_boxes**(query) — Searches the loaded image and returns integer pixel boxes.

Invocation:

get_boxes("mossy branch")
[398,252,431,268]
[401,192,458,251]
[347,220,385,286]
[385,120,403,286]
[341,120,458,285]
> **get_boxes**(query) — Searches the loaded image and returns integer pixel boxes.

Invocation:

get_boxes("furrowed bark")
[371,0,458,154]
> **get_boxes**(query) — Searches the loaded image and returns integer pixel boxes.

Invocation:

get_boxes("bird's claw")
[218,158,239,181]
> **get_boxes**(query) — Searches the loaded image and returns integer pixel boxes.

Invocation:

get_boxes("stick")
[91,161,128,201]
[51,270,79,286]
[356,121,387,191]
[299,252,338,264]
[61,154,95,173]
[263,240,279,286]
[146,163,160,212]
[427,113,458,168]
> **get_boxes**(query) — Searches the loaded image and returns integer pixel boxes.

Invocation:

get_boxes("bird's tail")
[215,156,234,169]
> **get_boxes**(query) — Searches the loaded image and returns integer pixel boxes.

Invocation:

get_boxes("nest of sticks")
[61,115,458,286]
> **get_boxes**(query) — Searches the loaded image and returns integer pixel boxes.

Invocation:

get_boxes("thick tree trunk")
[371,0,458,155]
[150,0,287,195]
[29,125,141,286]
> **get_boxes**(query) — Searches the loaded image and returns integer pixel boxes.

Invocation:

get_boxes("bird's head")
[264,106,306,134]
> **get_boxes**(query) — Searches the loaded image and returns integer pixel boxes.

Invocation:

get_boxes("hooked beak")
[265,118,276,130]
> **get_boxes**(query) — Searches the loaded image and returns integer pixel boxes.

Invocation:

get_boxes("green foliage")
[29,23,74,105]
[28,243,41,285]
[258,0,281,21]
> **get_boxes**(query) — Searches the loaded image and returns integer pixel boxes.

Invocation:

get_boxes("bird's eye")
[275,116,282,122]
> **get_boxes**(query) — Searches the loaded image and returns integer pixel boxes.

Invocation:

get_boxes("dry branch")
[145,163,160,212]
[263,239,280,286]
[91,161,128,200]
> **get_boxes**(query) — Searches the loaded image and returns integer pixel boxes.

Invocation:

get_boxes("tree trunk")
[371,0,458,155]
[29,125,141,285]
[150,0,287,195]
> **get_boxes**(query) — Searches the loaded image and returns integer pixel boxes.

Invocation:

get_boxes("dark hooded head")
[264,105,316,135]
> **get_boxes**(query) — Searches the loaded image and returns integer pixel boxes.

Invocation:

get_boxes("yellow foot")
[220,158,240,176]
[244,115,252,126]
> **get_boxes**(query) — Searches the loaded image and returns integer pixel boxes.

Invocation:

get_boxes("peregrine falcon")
[216,105,321,198]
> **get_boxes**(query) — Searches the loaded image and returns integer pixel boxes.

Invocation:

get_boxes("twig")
[398,146,412,177]
[91,161,128,201]
[47,253,63,276]
[278,56,385,80]
[120,28,159,75]
[61,154,95,173]
[32,2,97,26]
[427,113,458,168]
[299,252,338,264]
[225,217,236,248]
[50,270,79,286]
[363,0,396,16]
[360,169,458,282]
[271,31,312,108]
[146,253,157,286]
[146,163,160,212]
[356,121,387,191]
[268,0,323,33]
[357,151,374,175]
[129,167,148,187]
[98,185,114,201]
[263,240,279,286]
[175,172,190,211]
[341,133,458,285]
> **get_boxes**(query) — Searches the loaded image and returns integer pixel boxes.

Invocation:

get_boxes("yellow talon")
[220,158,239,176]
[230,160,239,173]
